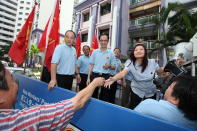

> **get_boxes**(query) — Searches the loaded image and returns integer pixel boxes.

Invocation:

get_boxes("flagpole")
[23,2,38,73]
[40,0,60,81]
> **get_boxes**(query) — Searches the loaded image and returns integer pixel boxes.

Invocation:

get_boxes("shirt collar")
[63,43,72,48]
[98,48,108,53]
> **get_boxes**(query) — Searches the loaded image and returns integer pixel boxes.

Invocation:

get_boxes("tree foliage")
[149,2,197,52]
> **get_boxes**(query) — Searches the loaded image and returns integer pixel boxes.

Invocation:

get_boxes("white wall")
[38,0,74,34]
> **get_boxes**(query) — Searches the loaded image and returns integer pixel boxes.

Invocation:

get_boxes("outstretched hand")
[104,77,115,89]
[92,77,105,86]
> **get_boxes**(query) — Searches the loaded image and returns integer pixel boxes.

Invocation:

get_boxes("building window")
[83,12,89,22]
[27,2,31,4]
[17,29,20,32]
[17,23,21,26]
[131,0,145,4]
[20,1,24,4]
[100,3,111,16]
[82,33,88,42]
[99,29,109,37]
[136,15,156,25]
[19,12,23,15]
[18,18,22,20]
[137,17,148,25]
[26,7,30,10]
[19,6,23,9]
[25,13,29,15]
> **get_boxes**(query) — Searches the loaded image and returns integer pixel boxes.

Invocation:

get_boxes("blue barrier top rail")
[14,74,194,131]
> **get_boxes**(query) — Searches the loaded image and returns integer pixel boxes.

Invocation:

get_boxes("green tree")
[167,8,197,42]
[27,44,40,69]
[0,42,12,61]
[147,2,196,65]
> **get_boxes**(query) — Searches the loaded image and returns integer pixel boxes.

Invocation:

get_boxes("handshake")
[87,77,116,89]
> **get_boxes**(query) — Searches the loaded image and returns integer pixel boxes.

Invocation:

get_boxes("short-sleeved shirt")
[110,57,122,75]
[90,49,115,74]
[124,59,133,81]
[0,100,75,130]
[51,43,77,75]
[77,55,90,75]
[134,99,197,129]
[125,59,159,98]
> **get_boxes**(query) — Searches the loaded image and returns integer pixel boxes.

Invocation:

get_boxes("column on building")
[87,4,98,47]
[74,12,81,34]
[111,0,121,50]
[120,0,129,56]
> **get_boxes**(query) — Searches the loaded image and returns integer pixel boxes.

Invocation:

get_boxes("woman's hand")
[104,77,115,89]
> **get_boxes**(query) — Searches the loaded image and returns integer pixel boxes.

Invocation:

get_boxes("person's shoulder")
[78,55,83,59]
[140,99,159,105]
[118,58,121,63]
[148,59,157,64]
[93,49,99,54]
[71,46,76,50]
[54,44,63,51]
[134,99,160,112]
[107,49,113,53]
[56,43,63,48]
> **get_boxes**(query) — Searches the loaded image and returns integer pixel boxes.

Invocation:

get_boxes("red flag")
[76,32,81,58]
[8,5,36,66]
[90,31,99,55]
[44,0,60,71]
[37,18,50,52]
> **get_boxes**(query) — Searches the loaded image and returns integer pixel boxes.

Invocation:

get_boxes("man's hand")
[48,80,57,90]
[86,77,91,85]
[110,65,115,70]
[92,77,105,87]
[103,63,111,69]
[176,58,185,65]
[76,74,81,84]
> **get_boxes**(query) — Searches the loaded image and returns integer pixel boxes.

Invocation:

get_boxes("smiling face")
[0,70,18,109]
[134,45,145,59]
[83,46,90,56]
[99,35,108,49]
[114,48,121,58]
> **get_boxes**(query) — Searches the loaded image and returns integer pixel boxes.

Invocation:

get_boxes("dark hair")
[0,61,8,90]
[83,45,90,50]
[172,75,197,120]
[114,48,121,53]
[65,30,76,38]
[99,33,109,40]
[130,44,148,73]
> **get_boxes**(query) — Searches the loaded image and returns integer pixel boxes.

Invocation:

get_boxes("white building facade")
[0,0,17,46]
[74,0,129,55]
[14,0,35,39]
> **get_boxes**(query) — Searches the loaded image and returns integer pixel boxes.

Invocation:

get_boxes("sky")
[38,0,75,35]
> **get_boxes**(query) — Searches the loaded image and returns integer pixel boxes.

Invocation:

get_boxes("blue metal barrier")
[14,73,194,131]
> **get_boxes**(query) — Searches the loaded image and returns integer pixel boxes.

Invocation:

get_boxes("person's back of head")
[172,75,197,120]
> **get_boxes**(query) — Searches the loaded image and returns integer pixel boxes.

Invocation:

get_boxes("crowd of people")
[0,30,197,130]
